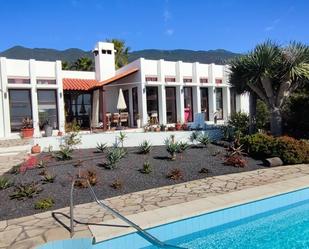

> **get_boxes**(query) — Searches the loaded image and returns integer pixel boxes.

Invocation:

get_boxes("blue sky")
[0,0,308,53]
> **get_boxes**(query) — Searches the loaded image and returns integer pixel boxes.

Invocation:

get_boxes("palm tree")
[62,61,71,70]
[71,57,94,71]
[106,39,130,69]
[229,41,309,136]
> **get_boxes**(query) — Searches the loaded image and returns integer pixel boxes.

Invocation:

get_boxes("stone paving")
[0,164,308,249]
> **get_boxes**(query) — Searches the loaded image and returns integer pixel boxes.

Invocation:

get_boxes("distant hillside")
[0,46,241,65]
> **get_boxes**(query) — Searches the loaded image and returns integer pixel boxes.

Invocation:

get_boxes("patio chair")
[190,113,205,130]
[105,112,111,129]
[112,113,120,127]
[120,112,129,126]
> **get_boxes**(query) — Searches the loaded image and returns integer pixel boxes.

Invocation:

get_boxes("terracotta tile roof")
[63,78,100,91]
[91,67,139,90]
[63,67,139,91]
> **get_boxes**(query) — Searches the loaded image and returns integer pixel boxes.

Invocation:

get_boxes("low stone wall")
[34,128,222,151]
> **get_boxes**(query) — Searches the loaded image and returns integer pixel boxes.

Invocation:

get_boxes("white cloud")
[264,18,281,32]
[163,9,171,22]
[165,29,174,36]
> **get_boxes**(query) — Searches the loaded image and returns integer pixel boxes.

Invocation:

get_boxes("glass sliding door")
[122,89,130,112]
[37,90,58,129]
[216,88,223,120]
[132,87,139,126]
[166,87,177,123]
[9,89,32,132]
[200,88,209,121]
[183,87,193,122]
[146,87,159,124]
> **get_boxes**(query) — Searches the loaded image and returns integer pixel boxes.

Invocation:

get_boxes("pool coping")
[89,175,309,243]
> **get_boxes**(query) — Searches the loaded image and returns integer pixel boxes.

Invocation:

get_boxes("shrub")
[189,131,201,145]
[241,133,277,159]
[10,182,42,200]
[275,136,309,164]
[224,155,247,167]
[0,177,12,190]
[199,168,209,174]
[64,132,81,148]
[118,132,127,148]
[56,145,73,161]
[167,169,183,181]
[228,112,249,135]
[75,169,98,188]
[110,179,123,189]
[138,140,152,154]
[139,161,152,174]
[96,142,107,153]
[34,198,54,210]
[41,172,56,184]
[177,141,190,153]
[256,99,270,131]
[165,136,178,160]
[197,133,210,147]
[105,148,126,169]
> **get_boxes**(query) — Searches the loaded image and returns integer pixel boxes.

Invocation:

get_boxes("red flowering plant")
[19,156,38,173]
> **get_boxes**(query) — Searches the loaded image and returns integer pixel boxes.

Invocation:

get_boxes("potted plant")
[182,123,189,131]
[31,144,41,154]
[160,124,166,132]
[21,117,34,138]
[155,125,161,132]
[175,121,182,131]
[43,120,53,137]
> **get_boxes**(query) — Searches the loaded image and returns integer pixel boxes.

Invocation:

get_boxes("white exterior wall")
[0,58,64,138]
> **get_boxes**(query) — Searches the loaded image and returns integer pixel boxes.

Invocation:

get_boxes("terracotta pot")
[57,131,63,136]
[31,144,41,154]
[21,128,34,138]
[155,127,161,132]
[182,123,188,131]
[175,123,182,131]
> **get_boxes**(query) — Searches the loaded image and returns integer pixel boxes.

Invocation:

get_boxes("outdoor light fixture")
[143,87,146,93]
[59,92,62,98]
[4,92,7,99]
[92,48,99,56]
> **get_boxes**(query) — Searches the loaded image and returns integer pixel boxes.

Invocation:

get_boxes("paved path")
[0,164,308,249]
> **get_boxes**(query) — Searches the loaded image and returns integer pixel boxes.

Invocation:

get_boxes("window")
[146,87,159,124]
[9,89,32,131]
[166,87,177,123]
[145,76,158,82]
[200,77,208,83]
[37,79,56,85]
[165,77,176,83]
[230,88,237,115]
[37,90,58,129]
[215,78,223,84]
[132,87,139,126]
[200,88,209,121]
[64,92,92,128]
[8,78,30,84]
[102,49,107,54]
[122,89,130,112]
[216,88,223,120]
[183,77,192,83]
[184,87,193,122]
[107,50,112,54]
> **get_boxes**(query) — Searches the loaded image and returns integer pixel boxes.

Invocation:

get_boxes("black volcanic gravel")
[0,144,264,220]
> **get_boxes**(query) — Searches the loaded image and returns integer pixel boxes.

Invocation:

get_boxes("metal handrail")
[70,178,186,249]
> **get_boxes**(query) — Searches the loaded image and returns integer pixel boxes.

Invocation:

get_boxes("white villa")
[0,41,249,139]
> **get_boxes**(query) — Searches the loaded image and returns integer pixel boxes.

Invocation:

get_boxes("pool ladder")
[70,178,186,249]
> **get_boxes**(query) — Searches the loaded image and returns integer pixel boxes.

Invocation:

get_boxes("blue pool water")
[38,188,309,249]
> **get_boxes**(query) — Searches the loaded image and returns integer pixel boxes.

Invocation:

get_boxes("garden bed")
[0,144,264,220]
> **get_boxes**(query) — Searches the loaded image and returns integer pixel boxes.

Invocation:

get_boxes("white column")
[192,86,201,116]
[91,89,100,127]
[29,59,40,137]
[208,63,215,84]
[176,85,184,123]
[157,59,165,82]
[139,83,148,126]
[55,60,65,133]
[128,87,134,127]
[176,61,183,83]
[0,57,10,138]
[223,87,231,121]
[158,85,167,124]
[208,86,216,122]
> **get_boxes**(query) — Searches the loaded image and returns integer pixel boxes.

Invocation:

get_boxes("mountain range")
[0,46,241,65]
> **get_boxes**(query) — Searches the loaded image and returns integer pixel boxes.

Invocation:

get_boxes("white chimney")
[93,42,115,81]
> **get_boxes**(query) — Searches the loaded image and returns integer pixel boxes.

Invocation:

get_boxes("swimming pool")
[38,187,309,249]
